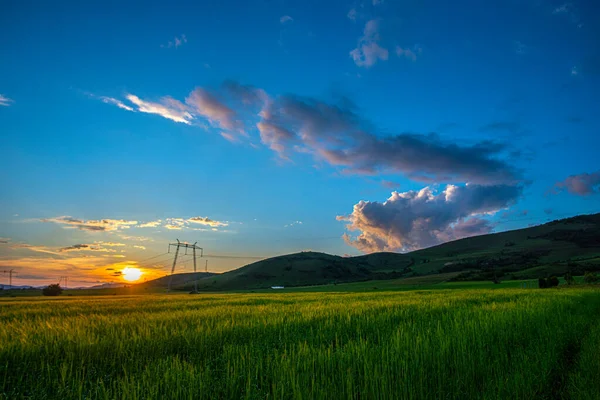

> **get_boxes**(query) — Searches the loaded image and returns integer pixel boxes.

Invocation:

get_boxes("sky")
[1,0,599,287]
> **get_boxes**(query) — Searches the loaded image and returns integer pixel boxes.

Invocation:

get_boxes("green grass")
[2,287,600,399]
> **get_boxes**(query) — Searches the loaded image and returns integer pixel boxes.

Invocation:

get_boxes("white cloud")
[553,3,571,14]
[338,184,522,252]
[41,216,138,232]
[280,15,293,24]
[284,220,303,228]
[161,34,187,49]
[350,19,389,68]
[347,8,357,21]
[188,216,228,227]
[138,220,162,228]
[395,45,422,62]
[126,94,194,124]
[98,96,134,111]
[0,94,14,106]
[514,40,527,55]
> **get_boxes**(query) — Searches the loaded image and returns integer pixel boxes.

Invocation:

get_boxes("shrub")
[42,284,62,296]
[538,278,547,289]
[548,276,560,287]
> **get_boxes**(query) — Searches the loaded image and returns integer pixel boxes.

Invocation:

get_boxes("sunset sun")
[122,267,142,282]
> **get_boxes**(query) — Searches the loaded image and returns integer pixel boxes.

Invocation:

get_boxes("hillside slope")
[137,272,217,289]
[167,213,600,291]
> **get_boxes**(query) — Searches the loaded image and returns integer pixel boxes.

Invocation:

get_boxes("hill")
[165,213,600,291]
[136,272,217,289]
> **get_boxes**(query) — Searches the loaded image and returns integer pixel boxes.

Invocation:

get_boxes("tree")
[538,278,547,289]
[564,272,575,285]
[548,276,560,287]
[584,272,599,284]
[42,284,62,296]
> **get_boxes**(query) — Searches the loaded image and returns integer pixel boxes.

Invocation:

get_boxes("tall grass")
[1,288,599,399]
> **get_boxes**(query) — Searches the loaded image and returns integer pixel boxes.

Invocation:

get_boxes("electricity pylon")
[2,269,16,289]
[167,239,203,292]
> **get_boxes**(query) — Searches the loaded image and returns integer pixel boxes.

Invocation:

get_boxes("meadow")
[2,288,600,399]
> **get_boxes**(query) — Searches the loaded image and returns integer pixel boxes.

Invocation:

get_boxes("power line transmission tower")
[167,239,203,292]
[2,269,16,289]
[58,276,68,289]
[205,260,208,273]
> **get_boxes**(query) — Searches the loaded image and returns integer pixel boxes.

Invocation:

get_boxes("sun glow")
[122,267,143,282]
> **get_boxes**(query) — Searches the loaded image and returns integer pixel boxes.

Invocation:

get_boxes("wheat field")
[2,288,600,399]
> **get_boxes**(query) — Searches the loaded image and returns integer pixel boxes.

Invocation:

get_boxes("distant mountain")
[157,213,600,291]
[0,285,42,290]
[87,282,129,289]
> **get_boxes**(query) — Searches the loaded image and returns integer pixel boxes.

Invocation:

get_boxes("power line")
[203,254,266,260]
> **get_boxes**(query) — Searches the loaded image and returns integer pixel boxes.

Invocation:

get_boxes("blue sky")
[1,0,599,287]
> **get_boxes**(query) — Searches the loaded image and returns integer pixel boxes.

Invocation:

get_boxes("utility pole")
[167,239,203,292]
[205,260,208,273]
[2,269,16,290]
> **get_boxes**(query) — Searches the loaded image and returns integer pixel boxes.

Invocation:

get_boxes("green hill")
[137,272,217,289]
[163,213,600,291]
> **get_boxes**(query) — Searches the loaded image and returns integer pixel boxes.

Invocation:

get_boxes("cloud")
[0,238,10,244]
[58,244,116,253]
[165,218,186,230]
[125,94,194,124]
[95,95,134,111]
[350,19,389,68]
[8,243,61,255]
[220,132,239,143]
[0,94,14,106]
[95,241,125,247]
[186,88,241,131]
[118,235,152,242]
[571,66,578,76]
[257,93,520,184]
[188,216,228,227]
[95,81,521,186]
[41,216,137,232]
[552,3,581,26]
[514,40,527,55]
[222,81,269,107]
[133,245,146,250]
[161,34,187,49]
[338,184,522,252]
[553,3,571,14]
[284,221,303,228]
[347,8,357,21]
[395,45,422,62]
[553,171,600,196]
[280,15,293,24]
[138,220,162,228]
[381,180,400,189]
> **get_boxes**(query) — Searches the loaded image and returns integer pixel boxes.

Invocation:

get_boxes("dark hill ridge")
[146,213,600,291]
[137,272,217,289]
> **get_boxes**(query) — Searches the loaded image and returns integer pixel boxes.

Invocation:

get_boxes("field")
[2,287,600,399]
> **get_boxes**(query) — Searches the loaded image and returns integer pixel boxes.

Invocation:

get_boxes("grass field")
[2,287,600,399]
